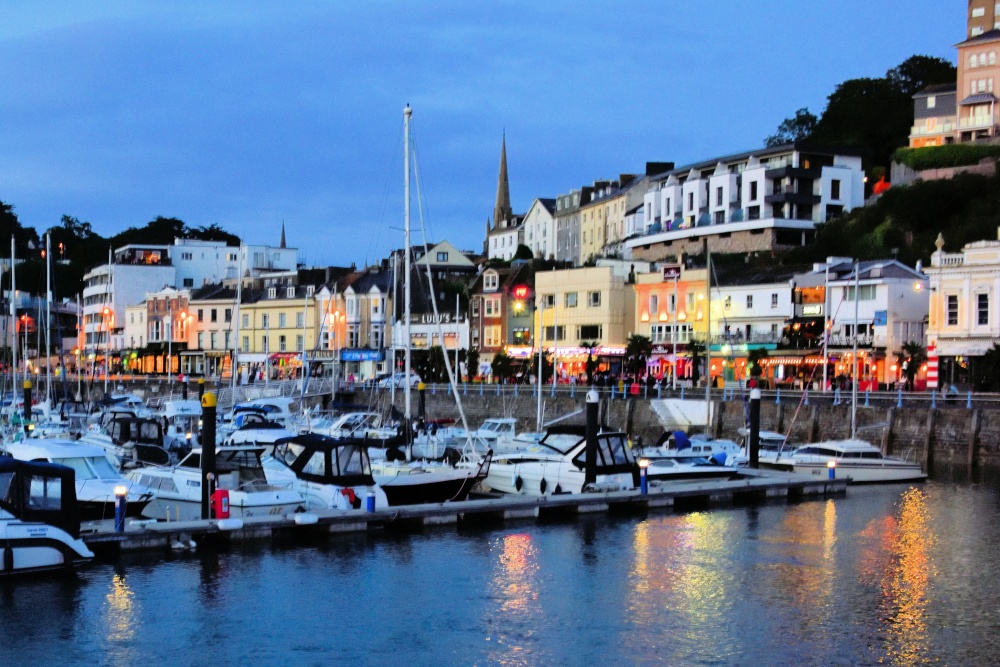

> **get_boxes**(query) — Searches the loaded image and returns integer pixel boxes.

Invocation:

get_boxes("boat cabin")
[535,426,635,474]
[272,433,376,487]
[174,446,274,491]
[0,456,80,539]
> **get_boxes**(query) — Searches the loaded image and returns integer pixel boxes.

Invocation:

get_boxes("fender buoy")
[539,478,547,494]
[514,476,523,492]
[554,484,562,495]
[3,545,13,572]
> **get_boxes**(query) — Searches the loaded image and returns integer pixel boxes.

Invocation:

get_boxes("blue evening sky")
[0,1,962,268]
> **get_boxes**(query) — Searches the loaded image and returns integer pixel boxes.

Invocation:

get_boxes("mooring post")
[864,389,870,407]
[200,392,217,520]
[897,387,903,408]
[775,388,781,405]
[930,390,937,409]
[923,409,936,474]
[22,380,32,433]
[749,388,761,469]
[968,409,981,471]
[967,391,973,410]
[804,388,809,406]
[584,388,599,488]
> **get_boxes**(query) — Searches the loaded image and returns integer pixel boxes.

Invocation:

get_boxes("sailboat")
[367,105,490,505]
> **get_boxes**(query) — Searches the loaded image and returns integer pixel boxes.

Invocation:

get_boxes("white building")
[927,231,1000,387]
[522,198,556,260]
[628,144,865,260]
[82,237,297,359]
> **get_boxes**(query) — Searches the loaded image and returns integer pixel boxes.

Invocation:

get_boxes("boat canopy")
[0,456,80,539]
[272,433,376,487]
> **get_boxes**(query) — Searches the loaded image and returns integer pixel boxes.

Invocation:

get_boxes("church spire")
[492,132,512,230]
[279,221,287,249]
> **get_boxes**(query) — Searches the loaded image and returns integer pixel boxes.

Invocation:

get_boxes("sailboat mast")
[45,233,52,402]
[10,236,17,402]
[851,260,860,440]
[231,245,244,396]
[104,246,111,394]
[704,243,712,431]
[403,104,412,426]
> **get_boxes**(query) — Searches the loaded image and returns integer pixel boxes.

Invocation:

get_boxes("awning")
[959,93,998,105]
[269,352,304,363]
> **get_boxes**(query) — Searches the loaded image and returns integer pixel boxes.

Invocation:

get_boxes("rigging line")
[410,133,472,437]
[708,259,751,426]
[365,121,405,270]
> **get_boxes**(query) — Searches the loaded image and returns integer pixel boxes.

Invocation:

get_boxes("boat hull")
[788,461,927,483]
[486,462,633,496]
[375,473,478,506]
[141,493,303,522]
[0,523,94,576]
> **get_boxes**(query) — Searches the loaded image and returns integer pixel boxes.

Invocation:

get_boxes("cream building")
[535,266,634,379]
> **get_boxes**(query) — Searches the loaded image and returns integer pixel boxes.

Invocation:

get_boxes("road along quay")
[81,469,847,557]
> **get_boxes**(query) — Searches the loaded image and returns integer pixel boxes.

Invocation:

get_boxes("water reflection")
[101,571,139,667]
[858,487,935,666]
[483,532,543,666]
[760,500,838,610]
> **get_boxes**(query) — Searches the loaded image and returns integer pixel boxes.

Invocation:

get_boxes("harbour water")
[3,464,1000,667]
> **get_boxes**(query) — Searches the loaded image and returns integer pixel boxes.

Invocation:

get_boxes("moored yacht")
[2,440,154,521]
[126,445,304,521]
[1,456,94,576]
[485,425,636,496]
[764,439,927,483]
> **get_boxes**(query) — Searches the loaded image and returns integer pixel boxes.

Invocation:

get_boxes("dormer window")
[484,271,499,291]
[267,287,276,299]
[306,285,315,297]
[287,287,295,298]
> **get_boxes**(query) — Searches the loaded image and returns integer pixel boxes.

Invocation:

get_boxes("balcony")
[910,122,957,136]
[958,116,997,130]
[826,334,874,348]
[764,165,822,180]
[765,184,820,207]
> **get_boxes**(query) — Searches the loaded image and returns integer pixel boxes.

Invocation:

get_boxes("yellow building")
[238,281,322,380]
[632,264,708,382]
[534,266,634,380]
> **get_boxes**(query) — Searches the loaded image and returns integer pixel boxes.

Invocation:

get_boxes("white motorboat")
[77,417,171,469]
[155,399,203,452]
[637,430,745,466]
[642,457,740,483]
[308,411,398,441]
[485,425,636,496]
[127,445,304,521]
[765,439,927,483]
[2,439,154,521]
[223,408,298,455]
[1,456,94,576]
[442,417,522,453]
[736,428,792,464]
[263,433,388,511]
[370,448,491,506]
[224,397,302,431]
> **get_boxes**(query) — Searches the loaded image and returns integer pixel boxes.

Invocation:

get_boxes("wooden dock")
[82,469,845,555]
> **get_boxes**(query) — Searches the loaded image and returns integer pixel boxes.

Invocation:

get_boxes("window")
[978,293,989,326]
[210,309,217,322]
[296,312,303,328]
[279,335,287,352]
[771,293,779,308]
[181,252,193,260]
[565,292,578,308]
[197,309,204,322]
[844,285,876,301]
[279,313,286,328]
[242,314,249,328]
[588,291,601,307]
[484,325,502,347]
[543,325,566,341]
[831,179,841,200]
[973,6,985,17]
[262,314,269,328]
[286,287,295,298]
[267,287,276,299]
[437,251,449,262]
[484,272,498,291]
[947,295,959,326]
[746,295,753,309]
[197,332,204,349]
[210,332,217,349]
[183,278,194,287]
[750,181,758,201]
[578,324,602,340]
[724,296,732,310]
[484,296,501,317]
[649,294,658,315]
[242,335,249,352]
[471,299,480,317]
[542,294,555,307]
[715,187,723,206]
[687,192,694,210]
[296,334,303,351]
[225,308,232,322]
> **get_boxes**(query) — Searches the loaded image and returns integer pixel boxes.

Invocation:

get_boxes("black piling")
[200,392,217,520]
[749,388,761,469]
[585,387,599,487]
[22,380,32,432]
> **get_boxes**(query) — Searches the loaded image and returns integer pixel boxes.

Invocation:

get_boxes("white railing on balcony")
[959,117,996,130]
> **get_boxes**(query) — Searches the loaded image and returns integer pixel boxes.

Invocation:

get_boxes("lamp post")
[536,295,544,431]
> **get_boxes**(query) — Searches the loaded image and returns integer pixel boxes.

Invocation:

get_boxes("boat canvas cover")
[272,433,377,487]
[0,456,80,539]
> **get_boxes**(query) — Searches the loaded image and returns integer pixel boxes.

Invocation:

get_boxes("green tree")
[765,108,818,147]
[491,350,514,383]
[426,345,447,383]
[513,244,533,260]
[895,341,927,391]
[747,348,769,379]
[0,199,40,255]
[580,340,599,384]
[189,223,240,246]
[625,334,652,378]
[466,347,480,381]
[688,339,706,385]
[531,349,554,384]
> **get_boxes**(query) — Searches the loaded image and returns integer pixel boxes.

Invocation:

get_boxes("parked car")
[377,372,421,388]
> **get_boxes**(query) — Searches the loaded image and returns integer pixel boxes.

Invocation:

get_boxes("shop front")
[339,348,386,383]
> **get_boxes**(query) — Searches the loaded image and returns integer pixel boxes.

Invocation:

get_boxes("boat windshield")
[54,456,118,480]
[537,432,584,455]
[335,444,370,476]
